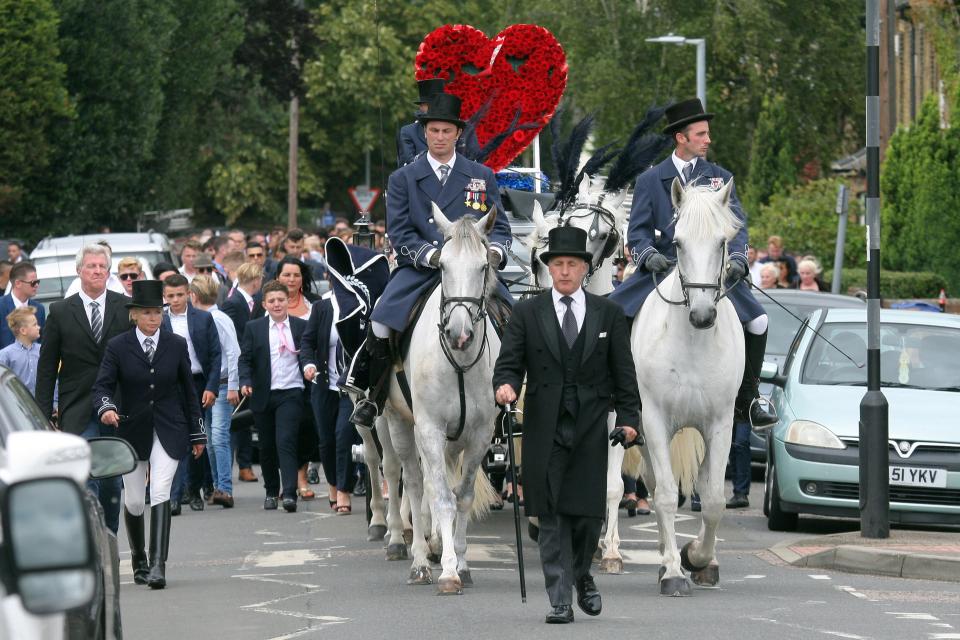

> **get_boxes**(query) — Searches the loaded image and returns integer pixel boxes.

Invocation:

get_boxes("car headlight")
[784,420,846,449]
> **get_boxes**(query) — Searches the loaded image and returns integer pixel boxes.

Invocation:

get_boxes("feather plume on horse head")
[604,105,671,194]
[549,110,595,212]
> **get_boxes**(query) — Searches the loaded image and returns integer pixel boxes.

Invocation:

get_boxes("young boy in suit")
[239,280,308,512]
[0,306,42,394]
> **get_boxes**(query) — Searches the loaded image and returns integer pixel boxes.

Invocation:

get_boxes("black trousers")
[254,388,303,500]
[312,387,361,492]
[537,419,603,607]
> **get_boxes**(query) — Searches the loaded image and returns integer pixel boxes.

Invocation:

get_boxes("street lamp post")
[646,34,707,110]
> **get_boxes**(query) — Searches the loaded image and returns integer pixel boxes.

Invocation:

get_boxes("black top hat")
[539,226,593,265]
[414,78,446,106]
[126,279,165,308]
[662,98,714,136]
[416,93,465,129]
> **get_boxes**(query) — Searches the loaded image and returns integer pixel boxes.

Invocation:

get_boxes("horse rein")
[652,238,731,308]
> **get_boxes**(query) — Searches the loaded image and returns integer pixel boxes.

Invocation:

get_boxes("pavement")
[770,527,960,582]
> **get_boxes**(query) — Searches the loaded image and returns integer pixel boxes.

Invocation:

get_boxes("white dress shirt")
[11,292,28,309]
[551,287,586,333]
[77,288,108,328]
[268,316,304,391]
[167,310,203,375]
[136,327,159,353]
[209,306,240,391]
[427,151,457,182]
[671,152,698,184]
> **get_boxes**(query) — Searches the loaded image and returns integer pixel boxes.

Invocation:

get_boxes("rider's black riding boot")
[349,335,392,429]
[734,329,778,428]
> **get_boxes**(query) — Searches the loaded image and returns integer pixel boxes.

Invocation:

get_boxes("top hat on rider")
[492,211,641,623]
[397,78,447,167]
[348,90,514,430]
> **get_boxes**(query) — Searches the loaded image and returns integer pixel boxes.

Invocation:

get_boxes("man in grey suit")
[36,244,132,533]
[494,226,642,624]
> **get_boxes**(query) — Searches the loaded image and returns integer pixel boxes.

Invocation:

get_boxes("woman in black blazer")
[92,280,205,590]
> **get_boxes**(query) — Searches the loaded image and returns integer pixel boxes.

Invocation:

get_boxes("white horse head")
[431,202,497,351]
[669,177,741,329]
[563,175,627,274]
[524,199,560,290]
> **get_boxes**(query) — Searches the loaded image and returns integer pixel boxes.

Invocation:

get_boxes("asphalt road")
[118,473,960,640]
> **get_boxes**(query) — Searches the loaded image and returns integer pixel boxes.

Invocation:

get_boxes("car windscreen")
[761,301,836,357]
[0,373,52,446]
[800,322,960,391]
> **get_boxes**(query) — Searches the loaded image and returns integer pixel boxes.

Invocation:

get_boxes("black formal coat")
[36,291,131,434]
[298,296,335,388]
[493,290,641,518]
[221,289,253,340]
[92,328,205,460]
[238,315,308,413]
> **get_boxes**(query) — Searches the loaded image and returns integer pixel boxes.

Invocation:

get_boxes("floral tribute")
[415,24,567,172]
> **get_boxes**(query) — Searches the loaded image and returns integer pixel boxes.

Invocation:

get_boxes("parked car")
[749,289,865,463]
[761,308,960,530]
[30,232,176,273]
[0,365,136,639]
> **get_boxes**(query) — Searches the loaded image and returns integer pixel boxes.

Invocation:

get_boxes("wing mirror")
[87,437,138,479]
[759,360,787,387]
[0,477,96,614]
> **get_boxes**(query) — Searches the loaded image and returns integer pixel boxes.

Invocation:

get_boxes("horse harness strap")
[651,239,732,308]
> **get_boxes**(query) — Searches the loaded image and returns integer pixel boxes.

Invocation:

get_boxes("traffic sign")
[348,185,381,213]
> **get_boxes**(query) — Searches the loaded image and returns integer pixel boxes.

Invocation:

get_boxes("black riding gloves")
[727,259,747,282]
[609,427,643,449]
[644,252,674,274]
[428,250,441,268]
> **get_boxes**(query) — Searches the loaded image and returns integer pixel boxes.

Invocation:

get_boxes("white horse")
[525,175,643,575]
[382,205,500,595]
[632,179,744,596]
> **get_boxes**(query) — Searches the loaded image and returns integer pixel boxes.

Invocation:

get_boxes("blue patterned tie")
[144,337,154,363]
[439,164,450,186]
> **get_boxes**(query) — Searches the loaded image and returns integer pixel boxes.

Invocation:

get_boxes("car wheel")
[766,455,798,532]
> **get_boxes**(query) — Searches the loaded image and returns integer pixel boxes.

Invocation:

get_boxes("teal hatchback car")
[761,308,960,530]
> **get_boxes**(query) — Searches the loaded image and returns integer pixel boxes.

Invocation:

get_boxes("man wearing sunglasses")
[0,261,46,348]
[117,257,145,297]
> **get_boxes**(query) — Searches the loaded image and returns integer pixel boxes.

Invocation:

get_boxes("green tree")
[742,93,797,216]
[751,178,866,271]
[0,0,71,218]
[882,96,960,292]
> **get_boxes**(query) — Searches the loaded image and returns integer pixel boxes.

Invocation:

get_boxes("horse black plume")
[458,97,494,161]
[576,141,620,189]
[552,114,595,210]
[604,105,671,194]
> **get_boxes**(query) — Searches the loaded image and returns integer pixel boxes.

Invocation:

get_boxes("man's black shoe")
[726,493,750,509]
[749,400,777,428]
[350,399,377,429]
[188,493,205,511]
[307,467,320,485]
[353,482,367,497]
[576,575,602,616]
[691,493,702,512]
[545,605,574,624]
[282,498,297,513]
[263,497,278,510]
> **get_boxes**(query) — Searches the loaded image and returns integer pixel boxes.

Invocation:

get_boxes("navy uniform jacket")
[396,121,426,167]
[608,156,764,321]
[371,153,513,333]
[238,315,308,413]
[161,304,222,394]
[92,328,205,461]
[0,294,46,348]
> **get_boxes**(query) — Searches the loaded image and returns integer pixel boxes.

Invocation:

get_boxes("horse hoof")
[680,541,709,573]
[386,544,408,561]
[458,569,474,587]
[367,525,387,542]
[427,552,442,565]
[660,576,693,597]
[402,529,414,546]
[690,564,720,587]
[407,566,433,585]
[436,576,463,596]
[598,558,624,575]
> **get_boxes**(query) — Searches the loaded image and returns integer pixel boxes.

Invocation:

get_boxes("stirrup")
[350,398,379,430]
[748,398,778,431]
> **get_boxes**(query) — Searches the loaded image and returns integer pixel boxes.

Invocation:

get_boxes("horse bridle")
[652,234,732,308]
[558,196,621,273]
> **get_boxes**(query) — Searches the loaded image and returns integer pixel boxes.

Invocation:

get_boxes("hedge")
[823,268,948,298]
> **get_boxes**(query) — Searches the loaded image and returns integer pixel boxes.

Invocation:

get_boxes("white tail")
[444,453,499,522]
[621,444,643,479]
[634,428,705,497]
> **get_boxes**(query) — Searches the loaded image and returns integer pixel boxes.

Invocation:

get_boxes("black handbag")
[230,396,255,432]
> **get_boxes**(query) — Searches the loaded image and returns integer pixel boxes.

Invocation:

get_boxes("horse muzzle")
[688,306,717,330]
[444,325,475,350]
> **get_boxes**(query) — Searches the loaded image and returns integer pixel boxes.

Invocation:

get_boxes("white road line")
[928,635,960,639]
[241,549,331,570]
[837,586,871,600]
[930,623,955,628]
[241,590,325,609]
[252,608,348,623]
[748,616,868,639]
[235,576,325,589]
[809,574,832,580]
[886,612,940,621]
[231,572,316,577]
[744,575,766,579]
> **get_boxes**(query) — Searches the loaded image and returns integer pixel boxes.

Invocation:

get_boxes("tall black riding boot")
[735,329,778,428]
[147,501,171,590]
[124,508,149,585]
[349,335,392,429]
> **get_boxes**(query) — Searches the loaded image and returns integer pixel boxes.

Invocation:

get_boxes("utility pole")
[860,0,890,540]
[288,92,299,230]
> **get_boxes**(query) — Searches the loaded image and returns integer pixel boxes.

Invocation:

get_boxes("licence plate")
[889,465,947,488]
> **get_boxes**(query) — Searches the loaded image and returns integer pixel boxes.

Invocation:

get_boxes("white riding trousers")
[122,431,181,516]
[745,314,768,336]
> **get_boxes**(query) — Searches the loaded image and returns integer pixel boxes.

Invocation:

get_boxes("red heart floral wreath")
[415,24,567,172]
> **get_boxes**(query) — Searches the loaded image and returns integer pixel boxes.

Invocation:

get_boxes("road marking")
[748,616,868,639]
[255,530,284,536]
[809,574,832,580]
[886,612,940,621]
[837,586,873,601]
[465,543,516,563]
[619,549,661,565]
[231,572,316,577]
[241,590,327,609]
[744,575,766,579]
[235,576,325,589]
[252,609,348,623]
[241,549,331,569]
[928,635,960,639]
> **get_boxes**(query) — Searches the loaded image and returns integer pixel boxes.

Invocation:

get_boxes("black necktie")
[682,162,693,184]
[144,337,154,363]
[560,296,577,348]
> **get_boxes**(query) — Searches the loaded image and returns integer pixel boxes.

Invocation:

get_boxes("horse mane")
[674,184,743,242]
[447,216,498,299]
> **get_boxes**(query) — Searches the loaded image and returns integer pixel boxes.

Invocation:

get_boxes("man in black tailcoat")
[493,226,641,624]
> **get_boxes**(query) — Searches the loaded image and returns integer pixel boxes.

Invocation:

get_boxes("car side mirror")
[0,477,96,614]
[88,437,138,480]
[759,360,787,387]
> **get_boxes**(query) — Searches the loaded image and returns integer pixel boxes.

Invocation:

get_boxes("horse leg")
[387,412,431,584]
[377,418,407,560]
[600,413,625,574]
[359,426,387,542]
[683,425,731,587]
[415,425,462,595]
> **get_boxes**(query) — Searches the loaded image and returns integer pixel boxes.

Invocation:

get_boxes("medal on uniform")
[480,192,487,212]
[472,192,481,210]
[464,188,471,208]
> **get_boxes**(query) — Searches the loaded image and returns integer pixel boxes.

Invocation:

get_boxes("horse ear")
[532,200,550,234]
[718,177,734,207]
[432,202,453,236]
[475,208,497,235]
[670,177,684,209]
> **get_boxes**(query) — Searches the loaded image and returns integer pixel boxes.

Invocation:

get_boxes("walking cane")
[504,402,527,603]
